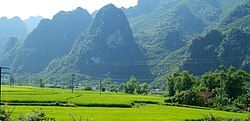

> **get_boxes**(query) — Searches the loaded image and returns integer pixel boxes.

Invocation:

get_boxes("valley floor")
[1,86,249,121]
[9,105,249,121]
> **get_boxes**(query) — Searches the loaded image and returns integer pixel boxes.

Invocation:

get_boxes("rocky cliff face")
[44,4,153,82]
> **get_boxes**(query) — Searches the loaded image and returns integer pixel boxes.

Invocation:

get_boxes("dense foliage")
[181,29,250,75]
[18,109,55,121]
[0,106,12,121]
[166,66,250,111]
[187,114,250,121]
[123,76,148,94]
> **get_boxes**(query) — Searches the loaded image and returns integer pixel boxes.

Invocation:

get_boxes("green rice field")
[1,85,249,121]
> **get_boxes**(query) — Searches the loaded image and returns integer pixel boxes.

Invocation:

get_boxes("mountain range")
[0,16,43,53]
[0,0,249,86]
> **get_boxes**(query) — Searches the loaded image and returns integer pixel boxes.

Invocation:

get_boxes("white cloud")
[0,0,138,20]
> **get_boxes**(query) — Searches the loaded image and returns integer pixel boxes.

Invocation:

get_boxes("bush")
[0,106,13,121]
[18,109,55,121]
[83,87,92,91]
[186,114,250,121]
[171,90,205,106]
[109,88,118,92]
[69,112,93,121]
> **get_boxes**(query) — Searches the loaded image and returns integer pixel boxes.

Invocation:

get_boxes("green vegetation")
[18,109,55,121]
[0,106,13,121]
[1,86,249,121]
[0,1,250,120]
[166,66,250,112]
[186,114,250,121]
[1,86,164,107]
[124,76,148,94]
[6,105,249,121]
[181,29,250,75]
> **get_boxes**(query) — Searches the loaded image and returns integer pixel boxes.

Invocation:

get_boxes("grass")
[8,105,249,121]
[1,85,164,106]
[1,85,249,121]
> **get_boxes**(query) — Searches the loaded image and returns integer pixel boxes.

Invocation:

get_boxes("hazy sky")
[0,0,138,20]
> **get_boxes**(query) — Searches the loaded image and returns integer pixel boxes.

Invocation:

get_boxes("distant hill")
[24,16,44,33]
[43,4,153,83]
[181,29,250,75]
[122,0,249,76]
[180,2,250,75]
[0,16,28,52]
[122,0,160,18]
[0,37,20,66]
[3,7,92,73]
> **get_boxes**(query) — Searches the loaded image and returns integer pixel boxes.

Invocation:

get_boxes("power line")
[71,74,75,93]
[73,73,155,81]
[64,59,250,66]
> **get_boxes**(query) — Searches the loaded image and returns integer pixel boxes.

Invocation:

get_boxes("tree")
[136,83,148,94]
[197,72,220,92]
[224,67,249,99]
[39,78,45,89]
[124,76,139,94]
[166,76,175,96]
[166,71,195,95]
[102,77,113,91]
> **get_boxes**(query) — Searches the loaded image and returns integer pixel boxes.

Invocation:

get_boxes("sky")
[0,0,138,20]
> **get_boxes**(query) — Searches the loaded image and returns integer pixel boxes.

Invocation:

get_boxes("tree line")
[165,66,250,111]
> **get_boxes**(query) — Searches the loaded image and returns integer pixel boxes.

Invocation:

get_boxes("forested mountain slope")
[1,7,92,73]
[43,4,153,83]
[180,2,250,75]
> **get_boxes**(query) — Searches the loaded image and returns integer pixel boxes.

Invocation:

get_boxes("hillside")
[0,37,20,66]
[180,2,250,75]
[24,16,44,33]
[0,16,28,52]
[0,0,249,86]
[123,0,250,80]
[181,29,250,75]
[43,4,153,83]
[1,7,92,73]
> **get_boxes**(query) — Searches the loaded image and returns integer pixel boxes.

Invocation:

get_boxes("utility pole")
[99,79,102,95]
[71,74,75,93]
[10,74,14,88]
[0,66,10,105]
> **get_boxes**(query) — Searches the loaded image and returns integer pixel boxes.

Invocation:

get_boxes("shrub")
[172,90,205,106]
[83,87,92,91]
[109,88,118,92]
[69,112,93,121]
[186,114,250,121]
[0,106,13,121]
[18,109,55,121]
